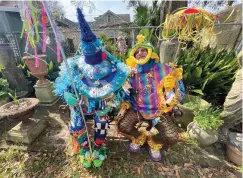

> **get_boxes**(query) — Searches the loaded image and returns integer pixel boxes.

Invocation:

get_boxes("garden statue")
[117,35,185,162]
[53,8,130,168]
[116,36,128,54]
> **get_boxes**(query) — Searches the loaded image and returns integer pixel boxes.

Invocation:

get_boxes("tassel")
[72,137,81,154]
[34,47,39,67]
[24,31,29,54]
[41,4,46,53]
[57,43,61,62]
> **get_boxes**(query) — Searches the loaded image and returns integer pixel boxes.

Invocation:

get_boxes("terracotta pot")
[23,55,50,86]
[187,122,218,146]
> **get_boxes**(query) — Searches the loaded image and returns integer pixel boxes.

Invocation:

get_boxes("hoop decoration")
[157,64,183,114]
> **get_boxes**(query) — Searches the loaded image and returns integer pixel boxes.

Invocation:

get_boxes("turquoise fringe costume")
[53,8,130,168]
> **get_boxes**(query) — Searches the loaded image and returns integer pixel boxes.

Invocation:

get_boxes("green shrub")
[177,46,240,105]
[0,78,11,100]
[193,107,224,130]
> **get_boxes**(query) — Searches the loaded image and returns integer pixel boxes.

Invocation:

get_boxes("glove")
[64,92,78,107]
[163,75,176,92]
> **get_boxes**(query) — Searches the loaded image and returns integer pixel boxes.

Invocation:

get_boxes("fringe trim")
[147,137,163,151]
[131,132,147,146]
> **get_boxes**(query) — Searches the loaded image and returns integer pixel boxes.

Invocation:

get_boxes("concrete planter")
[176,95,210,128]
[187,122,218,146]
[0,98,9,107]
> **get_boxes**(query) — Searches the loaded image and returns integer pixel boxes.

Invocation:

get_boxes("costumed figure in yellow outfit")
[117,35,185,161]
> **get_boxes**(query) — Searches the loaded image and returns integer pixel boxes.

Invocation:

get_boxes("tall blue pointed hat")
[77,8,102,64]
[54,8,130,116]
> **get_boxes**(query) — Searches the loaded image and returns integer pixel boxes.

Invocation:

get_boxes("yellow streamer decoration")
[157,7,216,44]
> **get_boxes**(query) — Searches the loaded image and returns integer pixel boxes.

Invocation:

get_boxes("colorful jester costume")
[53,8,130,168]
[117,35,185,162]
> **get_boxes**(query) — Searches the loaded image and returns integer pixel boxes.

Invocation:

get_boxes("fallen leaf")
[202,168,210,174]
[175,169,180,178]
[208,173,213,178]
[198,169,204,176]
[166,171,174,176]
[174,165,180,170]
[45,166,54,174]
[184,163,193,168]
[162,166,170,172]
[161,171,166,176]
[138,167,141,175]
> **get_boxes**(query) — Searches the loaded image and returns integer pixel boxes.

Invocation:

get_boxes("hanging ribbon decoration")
[57,43,61,63]
[20,0,41,67]
[41,3,47,53]
[42,1,93,156]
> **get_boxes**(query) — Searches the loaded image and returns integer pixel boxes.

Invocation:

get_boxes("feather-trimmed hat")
[54,8,130,116]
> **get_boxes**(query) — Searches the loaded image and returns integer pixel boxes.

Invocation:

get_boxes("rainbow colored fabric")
[129,60,185,117]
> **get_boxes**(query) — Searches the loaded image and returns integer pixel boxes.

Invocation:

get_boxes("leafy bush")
[98,33,129,62]
[177,46,240,105]
[183,96,203,110]
[193,107,224,130]
[0,78,11,100]
[98,33,115,54]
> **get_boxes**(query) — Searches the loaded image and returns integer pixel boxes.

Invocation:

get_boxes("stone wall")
[61,27,80,52]
[201,3,242,51]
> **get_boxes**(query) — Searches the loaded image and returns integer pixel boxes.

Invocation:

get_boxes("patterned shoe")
[128,142,141,152]
[92,150,99,160]
[148,148,161,162]
[92,147,108,168]
[79,148,92,168]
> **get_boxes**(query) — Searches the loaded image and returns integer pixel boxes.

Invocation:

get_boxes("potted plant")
[187,107,224,146]
[176,95,210,128]
[0,90,39,122]
[0,78,11,106]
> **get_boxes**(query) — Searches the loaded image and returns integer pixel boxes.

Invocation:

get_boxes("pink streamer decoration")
[57,43,61,62]
[42,4,46,53]
[34,47,39,67]
[39,35,63,60]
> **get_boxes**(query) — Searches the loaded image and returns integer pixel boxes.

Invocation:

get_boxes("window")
[107,15,111,23]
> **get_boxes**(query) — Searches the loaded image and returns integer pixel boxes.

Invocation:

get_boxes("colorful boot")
[92,115,109,167]
[79,148,92,168]
[92,147,108,168]
[147,137,163,162]
[129,132,147,152]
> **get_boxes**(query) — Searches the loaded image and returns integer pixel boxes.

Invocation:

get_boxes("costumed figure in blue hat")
[53,8,130,168]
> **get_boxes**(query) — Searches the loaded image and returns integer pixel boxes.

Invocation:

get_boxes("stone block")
[6,118,48,144]
[160,40,179,64]
[34,82,59,106]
